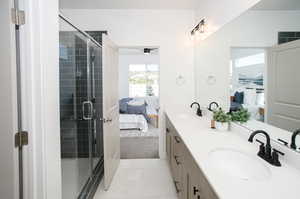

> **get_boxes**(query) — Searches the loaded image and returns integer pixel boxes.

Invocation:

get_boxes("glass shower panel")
[59,18,92,199]
[88,42,103,170]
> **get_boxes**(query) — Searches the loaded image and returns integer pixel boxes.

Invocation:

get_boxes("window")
[129,64,159,97]
[235,53,265,67]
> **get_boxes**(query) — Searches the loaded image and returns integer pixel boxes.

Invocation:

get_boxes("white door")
[102,35,120,190]
[0,0,19,198]
[267,39,300,131]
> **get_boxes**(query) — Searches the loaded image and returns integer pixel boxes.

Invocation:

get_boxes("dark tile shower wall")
[59,32,78,158]
[75,36,90,158]
[278,32,300,45]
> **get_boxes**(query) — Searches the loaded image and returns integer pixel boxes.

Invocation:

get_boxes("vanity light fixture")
[191,19,206,38]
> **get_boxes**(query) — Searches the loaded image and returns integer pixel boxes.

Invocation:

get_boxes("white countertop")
[165,107,300,199]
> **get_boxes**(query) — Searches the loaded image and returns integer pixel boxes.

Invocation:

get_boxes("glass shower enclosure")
[59,15,104,199]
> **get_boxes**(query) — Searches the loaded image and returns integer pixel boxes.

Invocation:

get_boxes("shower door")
[59,18,97,199]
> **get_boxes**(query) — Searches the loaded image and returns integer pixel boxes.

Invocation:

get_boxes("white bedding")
[119,114,148,132]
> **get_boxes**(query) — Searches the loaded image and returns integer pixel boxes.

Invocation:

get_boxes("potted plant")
[213,108,231,131]
[231,108,251,124]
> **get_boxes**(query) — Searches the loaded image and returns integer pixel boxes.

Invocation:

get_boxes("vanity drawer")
[188,153,218,199]
[166,115,176,164]
[171,133,184,178]
[165,115,218,199]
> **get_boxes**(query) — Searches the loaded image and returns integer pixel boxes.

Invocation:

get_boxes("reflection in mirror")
[222,0,300,150]
[194,0,300,150]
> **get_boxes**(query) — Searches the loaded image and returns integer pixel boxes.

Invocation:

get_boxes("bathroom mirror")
[228,0,300,149]
[195,0,300,150]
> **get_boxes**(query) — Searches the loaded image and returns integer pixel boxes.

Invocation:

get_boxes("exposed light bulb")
[199,23,205,33]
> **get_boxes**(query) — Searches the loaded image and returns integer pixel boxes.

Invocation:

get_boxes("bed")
[118,97,160,159]
[119,114,148,132]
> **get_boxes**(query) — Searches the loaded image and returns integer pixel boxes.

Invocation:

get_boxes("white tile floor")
[94,159,178,199]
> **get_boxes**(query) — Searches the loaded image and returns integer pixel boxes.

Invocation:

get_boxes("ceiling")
[251,0,300,10]
[59,0,198,9]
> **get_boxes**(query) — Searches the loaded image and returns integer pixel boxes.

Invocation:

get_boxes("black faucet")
[290,129,300,150]
[190,102,202,117]
[208,101,219,112]
[248,130,284,167]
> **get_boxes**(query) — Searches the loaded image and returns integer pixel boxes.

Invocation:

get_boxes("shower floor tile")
[93,159,178,199]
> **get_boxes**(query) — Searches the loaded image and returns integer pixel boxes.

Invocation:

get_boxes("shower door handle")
[82,101,93,120]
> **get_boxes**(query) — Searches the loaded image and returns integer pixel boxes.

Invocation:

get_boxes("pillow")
[119,98,133,113]
[234,91,244,104]
[127,98,146,106]
[127,104,150,122]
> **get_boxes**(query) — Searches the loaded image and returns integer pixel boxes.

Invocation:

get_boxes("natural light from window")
[235,53,265,67]
[129,64,159,97]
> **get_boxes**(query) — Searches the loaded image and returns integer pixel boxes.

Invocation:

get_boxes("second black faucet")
[248,130,284,167]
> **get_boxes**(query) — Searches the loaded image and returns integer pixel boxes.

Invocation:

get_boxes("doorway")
[118,47,160,159]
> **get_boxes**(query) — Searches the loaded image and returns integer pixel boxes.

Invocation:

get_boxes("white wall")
[61,9,195,158]
[195,10,300,111]
[118,54,159,98]
[62,9,195,107]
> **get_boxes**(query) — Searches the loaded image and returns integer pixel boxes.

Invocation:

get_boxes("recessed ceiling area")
[59,0,198,9]
[251,0,300,10]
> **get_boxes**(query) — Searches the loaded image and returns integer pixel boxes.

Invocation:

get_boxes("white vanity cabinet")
[166,116,218,199]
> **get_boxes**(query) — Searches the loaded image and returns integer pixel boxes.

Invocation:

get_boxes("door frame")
[18,0,61,198]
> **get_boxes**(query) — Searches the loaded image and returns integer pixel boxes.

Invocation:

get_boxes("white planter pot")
[215,122,229,131]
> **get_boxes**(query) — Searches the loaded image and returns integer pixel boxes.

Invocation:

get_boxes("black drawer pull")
[174,136,181,143]
[174,155,181,165]
[197,195,201,199]
[174,181,181,193]
[166,128,170,133]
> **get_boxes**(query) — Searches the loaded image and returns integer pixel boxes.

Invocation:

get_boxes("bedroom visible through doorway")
[118,47,160,159]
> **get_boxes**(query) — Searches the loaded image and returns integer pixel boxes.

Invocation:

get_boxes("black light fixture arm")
[191,19,206,35]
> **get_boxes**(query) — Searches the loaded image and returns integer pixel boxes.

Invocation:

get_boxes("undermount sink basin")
[208,148,271,181]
